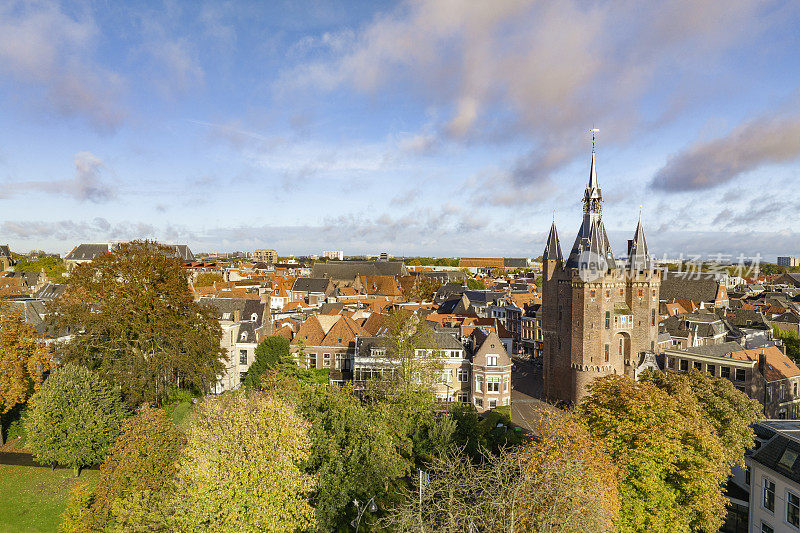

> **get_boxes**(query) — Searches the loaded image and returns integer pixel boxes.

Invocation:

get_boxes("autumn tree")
[52,241,224,407]
[0,305,51,444]
[60,405,186,531]
[578,374,754,533]
[25,364,127,476]
[193,272,223,287]
[384,411,618,533]
[403,275,441,302]
[382,309,444,394]
[172,392,315,532]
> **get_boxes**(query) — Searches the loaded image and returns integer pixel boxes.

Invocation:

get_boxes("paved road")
[509,357,558,432]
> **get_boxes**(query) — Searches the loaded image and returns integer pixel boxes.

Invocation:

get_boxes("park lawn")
[0,464,99,533]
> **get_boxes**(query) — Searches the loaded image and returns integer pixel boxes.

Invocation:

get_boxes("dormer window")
[337,338,342,344]
[240,332,248,342]
[251,313,258,321]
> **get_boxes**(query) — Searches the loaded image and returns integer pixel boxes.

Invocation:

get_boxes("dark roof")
[681,341,748,358]
[6,272,40,286]
[291,277,331,293]
[660,271,722,303]
[750,432,800,484]
[312,260,407,280]
[33,283,66,300]
[198,297,266,324]
[0,245,11,258]
[434,282,466,304]
[462,290,506,305]
[64,243,110,261]
[503,258,528,268]
[542,221,563,262]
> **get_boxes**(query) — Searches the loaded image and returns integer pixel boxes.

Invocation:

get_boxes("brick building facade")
[542,142,660,404]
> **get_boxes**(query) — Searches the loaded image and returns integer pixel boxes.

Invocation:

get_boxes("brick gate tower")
[542,133,660,404]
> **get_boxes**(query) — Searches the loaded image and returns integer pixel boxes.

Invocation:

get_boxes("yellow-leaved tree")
[172,392,316,532]
[0,305,50,445]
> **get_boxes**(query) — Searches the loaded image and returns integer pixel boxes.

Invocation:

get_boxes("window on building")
[618,338,624,356]
[779,449,799,470]
[239,371,246,384]
[707,364,715,376]
[489,400,497,409]
[451,350,460,358]
[503,375,509,392]
[475,375,483,393]
[308,354,316,368]
[721,366,731,379]
[474,398,483,408]
[693,361,702,370]
[788,491,800,527]
[745,467,750,485]
[503,397,510,406]
[590,289,596,298]
[638,289,643,297]
[651,309,656,326]
[764,478,775,512]
[619,288,624,297]
[487,376,500,392]
[337,338,342,344]
[239,350,248,365]
[761,522,773,533]
[605,344,609,362]
[605,311,610,329]
[458,368,469,382]
[735,368,746,382]
[323,353,331,368]
[680,360,689,371]
[795,382,798,397]
[767,386,773,404]
[457,392,469,403]
[487,355,498,366]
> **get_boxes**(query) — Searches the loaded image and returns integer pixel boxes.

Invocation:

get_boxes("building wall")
[747,459,800,533]
[543,262,660,404]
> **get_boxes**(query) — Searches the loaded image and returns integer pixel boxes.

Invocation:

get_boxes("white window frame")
[486,355,498,366]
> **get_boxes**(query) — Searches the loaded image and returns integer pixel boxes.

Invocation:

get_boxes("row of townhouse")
[664,343,800,419]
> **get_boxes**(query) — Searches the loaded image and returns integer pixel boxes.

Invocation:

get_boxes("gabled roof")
[64,243,111,261]
[312,260,407,280]
[0,245,11,259]
[292,315,326,345]
[291,277,331,293]
[660,272,724,303]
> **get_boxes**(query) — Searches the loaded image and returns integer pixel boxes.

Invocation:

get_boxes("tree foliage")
[384,411,617,533]
[13,255,67,282]
[60,405,186,531]
[172,392,315,532]
[578,373,757,533]
[193,272,223,287]
[243,335,291,390]
[299,384,409,531]
[382,310,444,394]
[465,278,485,290]
[774,326,800,363]
[25,364,126,475]
[52,241,224,407]
[0,305,50,444]
[403,275,441,302]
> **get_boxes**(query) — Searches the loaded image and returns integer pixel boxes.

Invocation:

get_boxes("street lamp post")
[351,497,377,532]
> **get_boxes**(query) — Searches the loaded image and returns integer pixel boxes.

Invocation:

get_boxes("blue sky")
[1,0,800,259]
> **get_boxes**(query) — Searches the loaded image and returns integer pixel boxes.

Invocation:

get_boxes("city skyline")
[1,1,800,258]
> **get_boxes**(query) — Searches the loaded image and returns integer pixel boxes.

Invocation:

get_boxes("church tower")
[542,133,660,404]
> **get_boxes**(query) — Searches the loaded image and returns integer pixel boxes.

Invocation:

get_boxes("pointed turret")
[627,214,651,271]
[543,220,563,263]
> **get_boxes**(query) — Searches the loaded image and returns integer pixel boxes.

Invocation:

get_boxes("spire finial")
[590,127,599,153]
[638,205,642,223]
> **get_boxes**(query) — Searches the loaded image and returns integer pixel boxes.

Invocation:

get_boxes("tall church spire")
[567,129,616,270]
[543,218,563,262]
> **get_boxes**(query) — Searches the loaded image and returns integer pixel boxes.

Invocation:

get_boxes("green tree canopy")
[578,373,756,533]
[61,405,186,531]
[25,364,127,475]
[52,241,224,407]
[172,392,315,532]
[244,336,291,390]
[13,255,67,282]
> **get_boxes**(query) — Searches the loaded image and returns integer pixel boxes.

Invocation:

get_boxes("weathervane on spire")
[590,128,599,153]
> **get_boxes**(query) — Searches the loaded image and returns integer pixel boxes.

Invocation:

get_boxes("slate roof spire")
[566,130,616,270]
[627,210,651,270]
[543,217,563,262]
